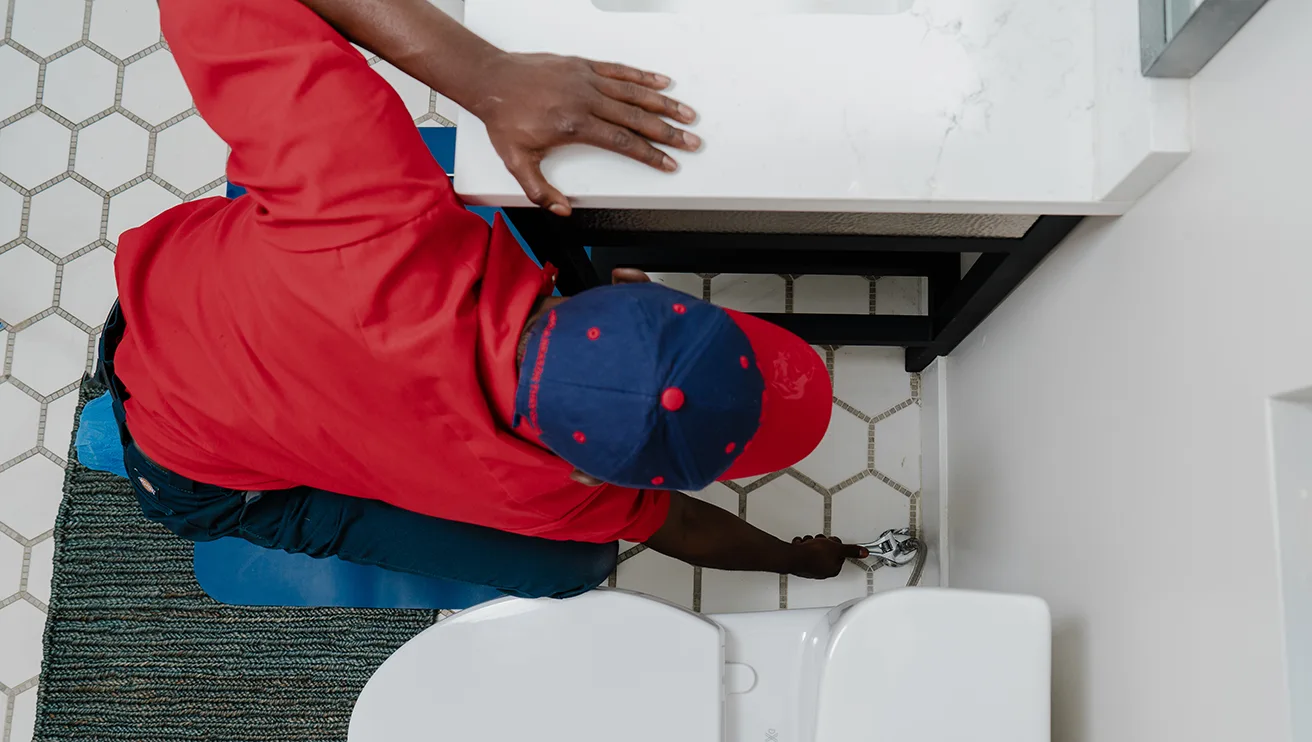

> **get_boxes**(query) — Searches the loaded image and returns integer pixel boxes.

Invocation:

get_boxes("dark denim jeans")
[98,302,615,599]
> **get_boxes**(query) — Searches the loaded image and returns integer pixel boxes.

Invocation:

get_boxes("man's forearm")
[294,0,501,111]
[644,492,796,574]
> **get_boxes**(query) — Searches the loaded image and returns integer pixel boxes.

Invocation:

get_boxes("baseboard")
[919,357,951,586]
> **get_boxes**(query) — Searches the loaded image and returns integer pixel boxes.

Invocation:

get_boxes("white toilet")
[349,587,1051,742]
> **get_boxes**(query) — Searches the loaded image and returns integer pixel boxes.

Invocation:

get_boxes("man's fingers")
[506,155,571,216]
[580,119,677,173]
[589,60,672,90]
[594,97,700,152]
[842,544,870,559]
[594,77,697,125]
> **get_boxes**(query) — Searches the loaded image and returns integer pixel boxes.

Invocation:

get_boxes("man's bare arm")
[643,492,867,579]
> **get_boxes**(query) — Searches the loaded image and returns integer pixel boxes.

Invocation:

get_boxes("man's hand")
[473,53,701,216]
[788,534,868,580]
[292,0,700,217]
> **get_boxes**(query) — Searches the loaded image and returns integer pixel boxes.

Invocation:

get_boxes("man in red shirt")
[102,0,866,599]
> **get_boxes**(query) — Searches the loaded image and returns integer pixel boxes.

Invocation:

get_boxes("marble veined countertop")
[453,0,1189,215]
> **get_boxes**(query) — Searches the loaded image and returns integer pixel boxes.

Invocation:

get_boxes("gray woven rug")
[35,380,438,741]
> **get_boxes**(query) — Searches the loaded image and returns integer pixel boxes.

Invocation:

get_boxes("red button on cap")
[651,476,665,486]
[661,387,685,411]
[672,303,687,314]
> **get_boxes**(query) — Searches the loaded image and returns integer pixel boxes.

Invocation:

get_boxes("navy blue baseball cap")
[515,282,832,490]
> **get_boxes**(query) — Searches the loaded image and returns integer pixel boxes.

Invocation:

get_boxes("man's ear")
[570,468,604,486]
[611,268,651,285]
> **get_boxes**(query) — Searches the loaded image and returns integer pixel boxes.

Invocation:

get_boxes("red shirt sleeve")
[159,0,449,250]
[519,484,672,544]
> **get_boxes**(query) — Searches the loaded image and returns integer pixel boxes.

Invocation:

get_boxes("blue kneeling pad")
[84,127,531,610]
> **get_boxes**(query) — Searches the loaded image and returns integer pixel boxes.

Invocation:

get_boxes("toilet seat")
[349,589,724,742]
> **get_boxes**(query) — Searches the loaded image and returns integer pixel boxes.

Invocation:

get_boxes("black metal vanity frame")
[504,209,1083,373]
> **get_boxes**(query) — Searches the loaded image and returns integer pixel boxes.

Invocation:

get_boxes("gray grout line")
[870,469,916,498]
[32,57,45,108]
[2,329,13,376]
[834,397,871,423]
[6,676,38,696]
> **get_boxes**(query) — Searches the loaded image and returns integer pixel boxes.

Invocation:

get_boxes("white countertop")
[453,0,1189,215]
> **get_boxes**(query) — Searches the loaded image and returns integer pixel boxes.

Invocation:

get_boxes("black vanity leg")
[905,216,1082,372]
[503,208,602,296]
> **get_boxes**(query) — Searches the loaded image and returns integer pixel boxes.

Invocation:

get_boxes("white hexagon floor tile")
[793,275,870,314]
[89,0,162,60]
[829,476,910,545]
[0,182,23,244]
[10,0,86,57]
[58,246,119,326]
[10,682,40,742]
[0,599,47,686]
[120,49,192,126]
[0,247,56,326]
[0,46,39,121]
[791,404,869,490]
[873,404,921,493]
[0,384,42,464]
[27,179,105,257]
[74,112,150,191]
[153,114,228,194]
[0,456,65,539]
[43,389,81,461]
[700,569,781,614]
[42,47,118,125]
[0,112,72,189]
[708,274,786,313]
[614,548,694,610]
[10,315,89,396]
[745,475,825,540]
[0,532,23,596]
[107,180,181,244]
[832,346,914,418]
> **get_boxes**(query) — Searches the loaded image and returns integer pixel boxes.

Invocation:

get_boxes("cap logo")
[770,351,815,401]
[526,310,558,433]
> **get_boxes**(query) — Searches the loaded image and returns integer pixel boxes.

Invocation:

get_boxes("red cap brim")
[719,309,832,481]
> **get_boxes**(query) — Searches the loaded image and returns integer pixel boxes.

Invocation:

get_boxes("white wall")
[942,0,1307,739]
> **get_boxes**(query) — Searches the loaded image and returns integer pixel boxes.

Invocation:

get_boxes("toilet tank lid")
[816,589,1052,742]
[350,589,724,742]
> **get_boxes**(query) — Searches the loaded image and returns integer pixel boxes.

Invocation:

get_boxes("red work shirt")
[112,0,670,543]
